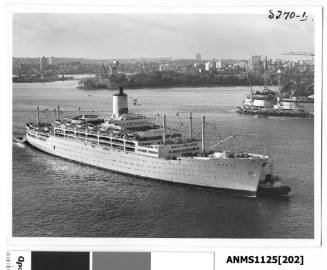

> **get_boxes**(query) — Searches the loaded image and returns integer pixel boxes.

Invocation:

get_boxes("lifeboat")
[13,136,27,144]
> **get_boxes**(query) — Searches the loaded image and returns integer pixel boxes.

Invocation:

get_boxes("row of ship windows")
[136,149,158,155]
[56,132,136,145]
[57,136,161,155]
[52,142,239,169]
[27,133,46,141]
[55,148,230,176]
[169,147,199,154]
[59,134,130,145]
[50,146,233,180]
[57,140,135,153]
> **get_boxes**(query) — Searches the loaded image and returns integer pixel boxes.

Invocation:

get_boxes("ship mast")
[201,115,205,154]
[37,106,39,125]
[263,56,269,91]
[162,114,167,144]
[276,69,283,103]
[189,112,192,140]
[57,105,60,120]
[247,74,253,101]
[263,72,268,91]
[277,69,282,93]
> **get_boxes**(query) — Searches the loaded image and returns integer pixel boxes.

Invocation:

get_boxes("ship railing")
[26,128,50,140]
[55,129,139,153]
[135,146,159,157]
[56,126,138,144]
[207,151,267,160]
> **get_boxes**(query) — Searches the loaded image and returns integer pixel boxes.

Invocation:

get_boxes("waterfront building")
[205,61,211,71]
[233,61,248,70]
[215,60,222,69]
[195,53,201,61]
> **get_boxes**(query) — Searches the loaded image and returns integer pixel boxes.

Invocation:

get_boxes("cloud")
[13,13,314,59]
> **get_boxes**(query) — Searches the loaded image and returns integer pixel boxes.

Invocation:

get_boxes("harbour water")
[12,81,314,238]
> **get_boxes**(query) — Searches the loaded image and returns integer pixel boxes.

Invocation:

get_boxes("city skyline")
[13,13,314,59]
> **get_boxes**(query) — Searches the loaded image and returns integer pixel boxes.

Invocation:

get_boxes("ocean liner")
[25,87,290,197]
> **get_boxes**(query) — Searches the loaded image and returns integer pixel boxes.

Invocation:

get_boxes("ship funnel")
[113,86,128,117]
[119,86,124,95]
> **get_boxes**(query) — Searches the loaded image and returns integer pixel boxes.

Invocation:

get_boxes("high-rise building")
[40,56,49,72]
[195,53,201,61]
[108,61,119,76]
[248,55,262,71]
[48,56,55,66]
[263,56,273,70]
[249,55,261,66]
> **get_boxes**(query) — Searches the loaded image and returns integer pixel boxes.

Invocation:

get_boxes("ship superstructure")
[25,87,289,197]
[243,88,277,109]
[237,70,314,117]
[273,95,314,114]
[238,91,314,118]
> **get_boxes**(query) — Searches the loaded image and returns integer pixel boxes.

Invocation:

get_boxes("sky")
[12,13,315,59]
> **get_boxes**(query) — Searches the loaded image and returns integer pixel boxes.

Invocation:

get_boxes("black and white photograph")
[10,8,321,240]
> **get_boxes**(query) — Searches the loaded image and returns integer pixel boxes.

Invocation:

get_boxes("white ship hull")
[26,134,266,196]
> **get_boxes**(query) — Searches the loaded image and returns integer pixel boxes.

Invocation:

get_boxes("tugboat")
[257,159,291,197]
[258,174,291,196]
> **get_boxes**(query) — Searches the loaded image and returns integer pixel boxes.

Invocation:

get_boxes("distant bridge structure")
[282,51,314,57]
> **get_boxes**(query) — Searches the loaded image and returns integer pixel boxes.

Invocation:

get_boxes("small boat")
[257,175,291,197]
[13,136,27,144]
[254,114,268,118]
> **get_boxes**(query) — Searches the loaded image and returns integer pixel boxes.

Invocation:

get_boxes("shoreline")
[12,81,271,90]
[77,84,268,90]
